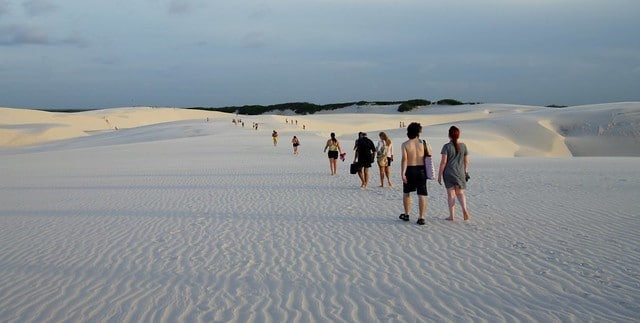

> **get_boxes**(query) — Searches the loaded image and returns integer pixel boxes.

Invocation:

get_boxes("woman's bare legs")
[455,187,470,220]
[378,166,392,187]
[329,158,337,175]
[446,186,470,221]
[384,165,392,187]
[446,188,456,220]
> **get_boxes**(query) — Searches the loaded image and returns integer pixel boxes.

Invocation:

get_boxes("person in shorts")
[323,132,343,175]
[292,136,300,155]
[376,131,394,187]
[400,122,428,225]
[353,132,376,188]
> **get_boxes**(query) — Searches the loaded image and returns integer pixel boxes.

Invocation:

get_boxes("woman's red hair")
[449,126,460,154]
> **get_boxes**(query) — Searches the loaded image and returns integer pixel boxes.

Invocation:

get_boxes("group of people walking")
[324,123,470,225]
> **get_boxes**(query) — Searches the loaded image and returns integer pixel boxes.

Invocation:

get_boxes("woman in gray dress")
[437,126,470,221]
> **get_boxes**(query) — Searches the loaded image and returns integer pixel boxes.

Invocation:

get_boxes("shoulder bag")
[422,139,435,180]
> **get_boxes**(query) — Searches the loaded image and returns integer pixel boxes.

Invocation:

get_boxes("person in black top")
[353,132,376,189]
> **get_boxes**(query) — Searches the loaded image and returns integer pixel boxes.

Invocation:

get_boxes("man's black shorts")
[403,165,427,196]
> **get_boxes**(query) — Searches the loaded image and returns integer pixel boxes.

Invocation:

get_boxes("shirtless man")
[400,122,428,225]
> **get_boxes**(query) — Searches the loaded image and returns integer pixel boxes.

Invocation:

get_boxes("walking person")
[376,132,394,187]
[400,122,428,225]
[272,130,279,146]
[292,136,300,155]
[323,133,343,175]
[438,126,470,221]
[353,132,376,189]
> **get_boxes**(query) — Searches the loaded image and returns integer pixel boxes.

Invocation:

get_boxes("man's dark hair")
[407,122,422,139]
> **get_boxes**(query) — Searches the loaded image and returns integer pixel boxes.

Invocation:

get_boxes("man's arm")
[401,142,408,183]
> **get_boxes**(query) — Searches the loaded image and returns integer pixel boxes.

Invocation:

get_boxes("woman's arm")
[437,153,447,185]
[464,154,469,173]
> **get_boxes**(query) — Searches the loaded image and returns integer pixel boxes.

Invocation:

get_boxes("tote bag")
[376,143,388,167]
[422,140,435,180]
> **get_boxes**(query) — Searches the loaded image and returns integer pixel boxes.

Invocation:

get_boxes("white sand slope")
[0,107,226,148]
[0,103,639,322]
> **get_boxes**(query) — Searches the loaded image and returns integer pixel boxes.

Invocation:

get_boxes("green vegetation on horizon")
[34,99,570,113]
[190,98,469,115]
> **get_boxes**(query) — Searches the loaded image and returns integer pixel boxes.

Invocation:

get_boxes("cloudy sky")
[1,0,639,109]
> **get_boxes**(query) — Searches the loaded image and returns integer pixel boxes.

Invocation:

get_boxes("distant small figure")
[292,136,300,155]
[438,126,470,221]
[272,130,278,146]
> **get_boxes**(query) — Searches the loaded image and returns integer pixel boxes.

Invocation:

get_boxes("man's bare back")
[402,138,425,166]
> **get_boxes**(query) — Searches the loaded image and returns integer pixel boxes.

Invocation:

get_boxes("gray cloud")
[167,0,205,15]
[0,24,49,45]
[59,33,89,48]
[168,0,190,14]
[0,0,10,17]
[23,0,57,16]
[0,24,86,47]
[93,56,120,66]
[249,3,271,20]
[242,32,267,49]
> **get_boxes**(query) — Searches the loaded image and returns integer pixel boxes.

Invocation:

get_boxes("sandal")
[416,218,425,225]
[399,214,409,221]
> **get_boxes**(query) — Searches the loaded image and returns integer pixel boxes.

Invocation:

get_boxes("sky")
[1,0,639,110]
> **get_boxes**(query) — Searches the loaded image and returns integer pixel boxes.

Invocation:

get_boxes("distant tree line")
[37,99,570,113]
[189,98,472,115]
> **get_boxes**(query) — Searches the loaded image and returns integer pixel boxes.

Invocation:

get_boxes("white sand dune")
[1,103,639,322]
[0,107,226,148]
